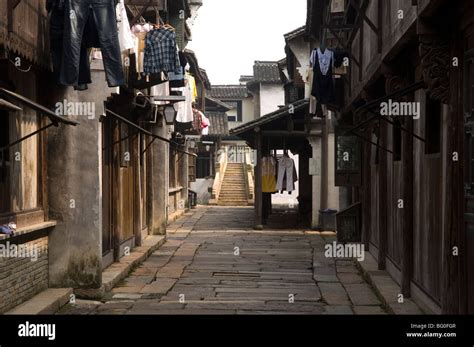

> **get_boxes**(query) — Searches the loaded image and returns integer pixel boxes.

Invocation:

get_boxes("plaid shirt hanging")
[143,28,181,75]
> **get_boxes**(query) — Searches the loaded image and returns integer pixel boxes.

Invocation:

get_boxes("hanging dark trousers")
[60,0,124,88]
[50,0,97,90]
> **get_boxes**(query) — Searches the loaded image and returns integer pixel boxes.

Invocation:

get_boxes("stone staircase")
[218,163,249,206]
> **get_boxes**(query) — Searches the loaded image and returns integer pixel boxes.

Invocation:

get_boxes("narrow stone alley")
[60,207,386,315]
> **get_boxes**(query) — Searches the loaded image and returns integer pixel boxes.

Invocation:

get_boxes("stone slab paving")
[59,206,388,315]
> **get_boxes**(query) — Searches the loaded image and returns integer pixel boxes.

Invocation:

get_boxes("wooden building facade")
[308,0,474,313]
[0,0,203,312]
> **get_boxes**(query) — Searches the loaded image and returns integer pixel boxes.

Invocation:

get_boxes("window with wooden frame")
[0,110,10,214]
[335,126,362,186]
[0,108,44,226]
[224,100,243,122]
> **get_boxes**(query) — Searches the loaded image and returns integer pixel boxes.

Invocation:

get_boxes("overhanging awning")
[0,88,79,153]
[0,88,80,126]
[104,109,197,158]
[231,99,309,135]
[0,98,22,112]
[230,99,319,151]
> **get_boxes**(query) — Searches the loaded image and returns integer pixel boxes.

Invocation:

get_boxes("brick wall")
[0,236,48,313]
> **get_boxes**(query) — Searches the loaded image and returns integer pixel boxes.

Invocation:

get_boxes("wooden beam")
[320,117,328,211]
[325,23,361,68]
[361,125,372,250]
[401,117,414,297]
[349,0,378,34]
[377,0,383,53]
[442,34,466,314]
[345,0,368,47]
[261,131,322,137]
[359,16,363,81]
[7,0,21,33]
[130,0,154,27]
[378,120,388,270]
[254,131,263,230]
[133,134,142,247]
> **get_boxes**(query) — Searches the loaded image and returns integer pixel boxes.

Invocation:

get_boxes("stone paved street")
[59,206,387,315]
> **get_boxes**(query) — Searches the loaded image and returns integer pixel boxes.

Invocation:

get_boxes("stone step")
[218,199,247,203]
[218,197,247,199]
[6,288,73,315]
[218,202,249,206]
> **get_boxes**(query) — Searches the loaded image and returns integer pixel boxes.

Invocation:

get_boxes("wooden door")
[102,115,114,268]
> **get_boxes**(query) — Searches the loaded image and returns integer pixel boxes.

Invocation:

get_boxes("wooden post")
[401,117,414,297]
[378,120,388,270]
[359,19,364,81]
[254,129,263,230]
[133,133,142,247]
[361,125,372,250]
[442,33,466,314]
[320,114,328,212]
[112,117,121,262]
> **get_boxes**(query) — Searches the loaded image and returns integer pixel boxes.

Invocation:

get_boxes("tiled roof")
[206,111,229,136]
[184,49,211,89]
[231,99,309,135]
[208,85,249,99]
[239,75,254,83]
[253,61,282,83]
[205,96,233,110]
[284,26,306,41]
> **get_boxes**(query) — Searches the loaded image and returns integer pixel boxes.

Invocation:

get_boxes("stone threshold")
[74,235,166,300]
[167,208,188,224]
[6,288,73,315]
[356,251,425,315]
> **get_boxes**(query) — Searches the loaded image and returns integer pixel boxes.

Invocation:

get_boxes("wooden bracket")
[324,22,361,67]
[348,0,378,34]
[7,0,21,33]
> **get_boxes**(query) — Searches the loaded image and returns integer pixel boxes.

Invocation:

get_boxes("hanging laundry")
[175,77,194,123]
[200,113,210,135]
[150,81,170,105]
[277,155,297,192]
[310,47,335,107]
[116,0,135,53]
[143,27,181,75]
[132,23,153,75]
[169,50,188,88]
[262,156,277,193]
[310,47,348,112]
[48,0,99,90]
[192,107,203,133]
[186,73,198,103]
[59,0,125,88]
